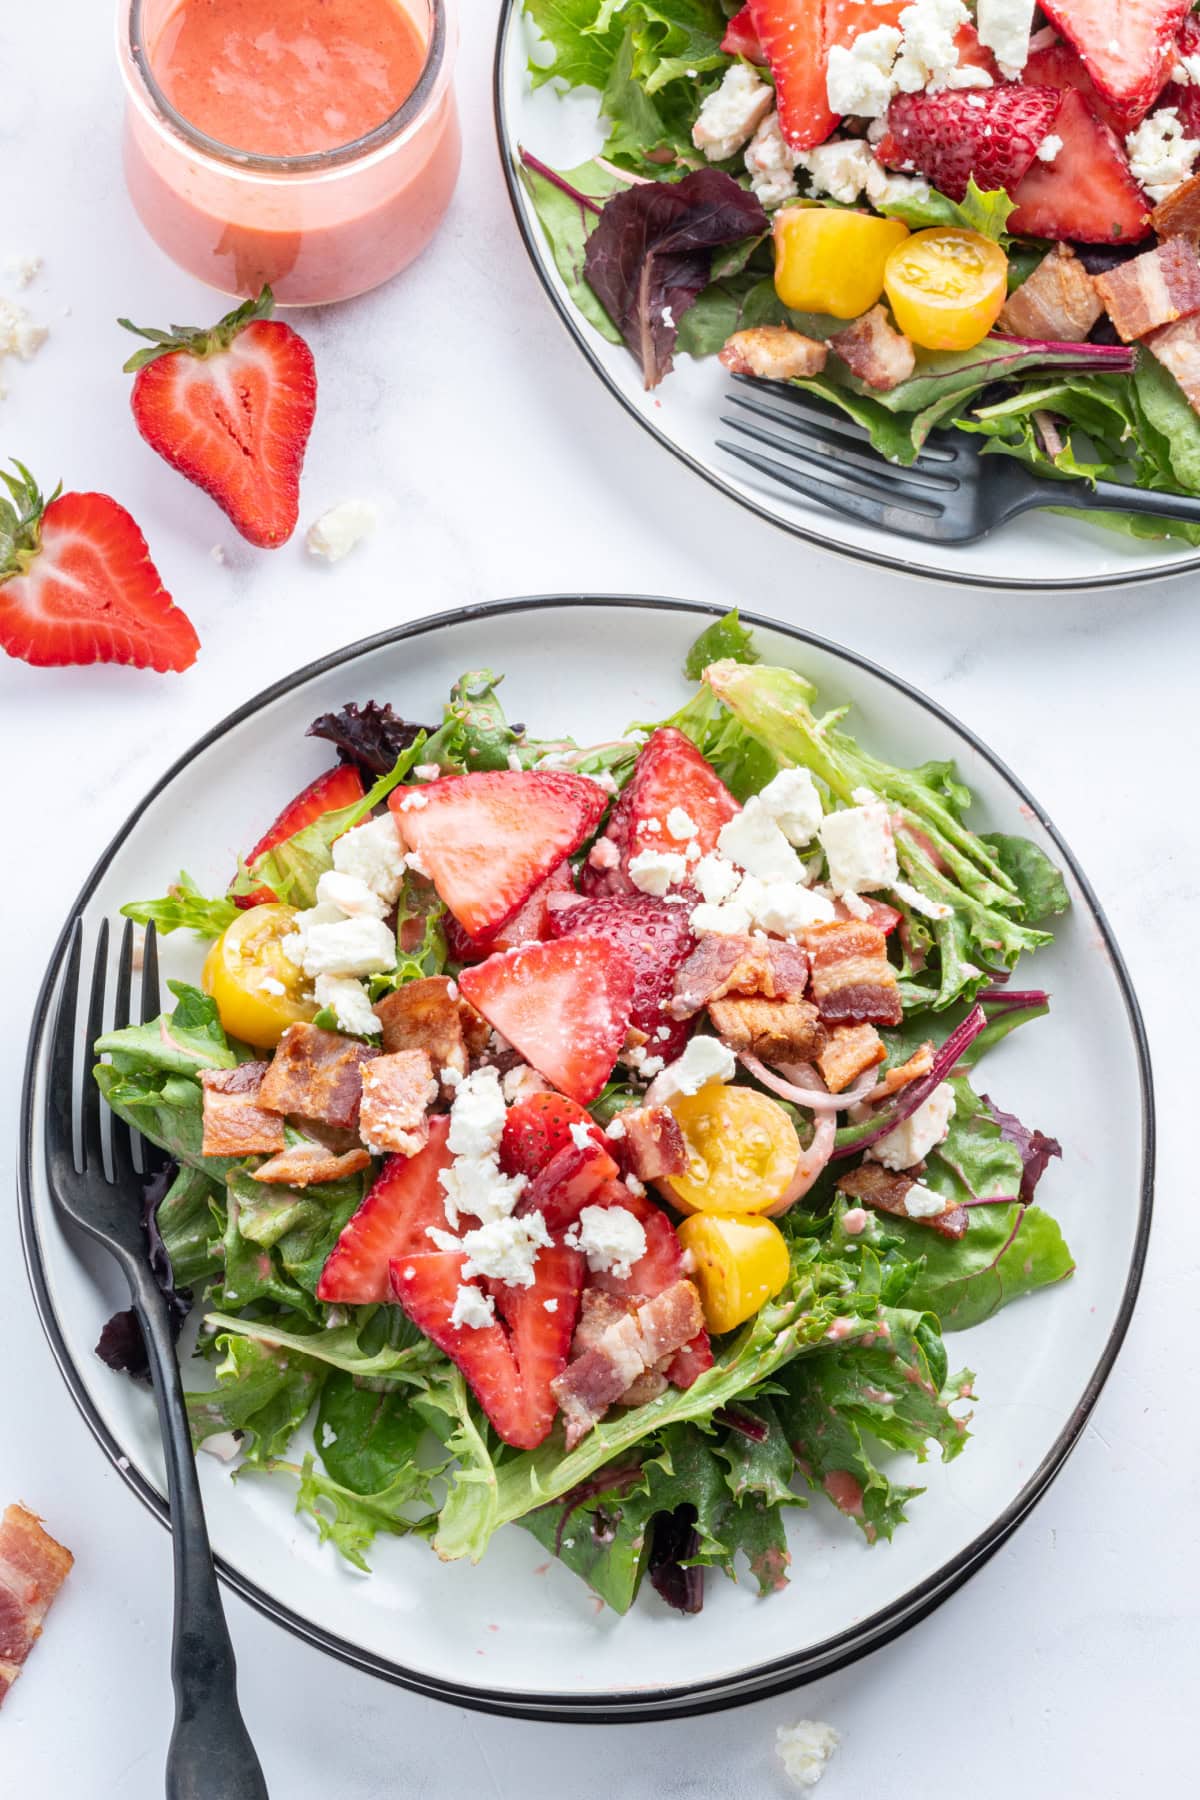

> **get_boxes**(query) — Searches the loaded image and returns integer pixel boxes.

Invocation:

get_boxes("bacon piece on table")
[552,1280,704,1448]
[199,1061,285,1156]
[814,1022,886,1094]
[801,920,902,1027]
[258,1022,376,1130]
[0,1506,73,1708]
[1144,310,1200,410]
[996,243,1102,342]
[831,305,915,391]
[837,1162,968,1239]
[1093,237,1200,342]
[719,325,828,380]
[617,1103,689,1181]
[670,933,808,1019]
[358,1049,437,1157]
[708,994,824,1063]
[252,1141,372,1186]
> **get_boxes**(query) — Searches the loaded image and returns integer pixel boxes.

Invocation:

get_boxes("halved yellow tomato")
[678,1212,790,1333]
[773,206,910,319]
[661,1083,801,1216]
[202,905,315,1049]
[883,227,1008,351]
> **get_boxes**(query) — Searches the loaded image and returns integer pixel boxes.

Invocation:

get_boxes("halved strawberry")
[546,892,698,1061]
[722,4,766,59]
[0,464,199,672]
[443,861,576,964]
[1024,39,1129,136]
[237,762,366,907]
[1009,87,1151,244]
[833,896,901,935]
[390,1243,585,1449]
[876,86,1064,203]
[1155,16,1200,135]
[1039,0,1190,133]
[316,1117,452,1304]
[499,1091,606,1179]
[392,771,607,940]
[747,0,906,151]
[520,1139,622,1232]
[581,728,739,896]
[458,935,634,1105]
[587,1184,712,1386]
[122,286,316,548]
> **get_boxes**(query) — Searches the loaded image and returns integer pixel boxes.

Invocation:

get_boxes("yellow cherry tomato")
[202,904,316,1049]
[773,206,910,320]
[883,227,1009,351]
[678,1213,791,1333]
[661,1083,801,1216]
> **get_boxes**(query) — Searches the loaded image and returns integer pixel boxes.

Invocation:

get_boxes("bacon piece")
[0,1506,73,1707]
[875,1041,935,1097]
[373,976,469,1078]
[618,1104,689,1181]
[552,1280,704,1448]
[358,1049,437,1157]
[831,305,915,392]
[814,1023,886,1094]
[1093,237,1200,342]
[568,1290,671,1405]
[801,920,902,1028]
[997,243,1102,342]
[719,325,827,380]
[519,1139,621,1232]
[1151,172,1200,240]
[708,994,824,1062]
[252,1141,372,1186]
[670,933,809,1019]
[1145,309,1200,410]
[199,1061,285,1157]
[258,1023,376,1130]
[837,1162,968,1239]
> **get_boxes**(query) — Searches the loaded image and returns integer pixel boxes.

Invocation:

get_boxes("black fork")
[718,375,1200,544]
[45,918,268,1800]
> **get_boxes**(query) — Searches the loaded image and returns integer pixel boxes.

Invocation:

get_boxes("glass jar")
[117,0,460,306]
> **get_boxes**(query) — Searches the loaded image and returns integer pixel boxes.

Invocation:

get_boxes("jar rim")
[124,0,448,173]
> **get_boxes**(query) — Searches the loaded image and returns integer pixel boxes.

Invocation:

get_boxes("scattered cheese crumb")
[305,499,377,563]
[776,1719,840,1789]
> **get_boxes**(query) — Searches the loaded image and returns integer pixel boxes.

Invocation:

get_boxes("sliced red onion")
[832,1003,988,1159]
[739,1055,877,1112]
[765,1111,836,1214]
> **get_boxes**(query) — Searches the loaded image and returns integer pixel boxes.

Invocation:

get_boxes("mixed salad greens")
[517,0,1200,543]
[94,614,1074,1615]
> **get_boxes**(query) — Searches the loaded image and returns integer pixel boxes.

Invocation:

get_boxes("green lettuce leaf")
[260,1453,441,1571]
[120,871,239,939]
[315,1371,429,1495]
[879,1204,1075,1330]
[516,155,626,343]
[157,1163,224,1290]
[683,607,760,680]
[979,833,1070,921]
[95,981,235,1079]
[186,1333,325,1464]
[525,0,625,91]
[203,1309,435,1385]
[877,178,1016,243]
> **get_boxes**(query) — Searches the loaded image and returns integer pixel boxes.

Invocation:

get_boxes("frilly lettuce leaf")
[95,981,235,1079]
[683,607,760,681]
[259,1454,442,1572]
[876,177,1016,243]
[185,1334,325,1464]
[120,871,238,940]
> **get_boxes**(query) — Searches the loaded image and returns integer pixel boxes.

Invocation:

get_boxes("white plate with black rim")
[20,596,1152,1720]
[493,3,1200,593]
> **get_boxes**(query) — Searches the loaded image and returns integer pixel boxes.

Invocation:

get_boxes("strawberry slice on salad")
[443,861,576,963]
[0,463,199,672]
[1009,87,1151,244]
[316,1117,453,1305]
[721,4,766,59]
[546,892,698,1062]
[876,85,1064,203]
[747,0,906,150]
[237,762,367,907]
[520,1138,623,1233]
[499,1091,607,1179]
[1038,0,1192,133]
[392,770,607,939]
[582,727,739,895]
[1023,38,1129,138]
[458,935,634,1105]
[121,285,317,549]
[391,1244,585,1449]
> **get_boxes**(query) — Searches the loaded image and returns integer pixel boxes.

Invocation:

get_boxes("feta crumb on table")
[777,1718,841,1789]
[305,498,377,563]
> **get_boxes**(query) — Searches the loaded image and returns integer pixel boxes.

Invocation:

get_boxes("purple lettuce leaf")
[647,1505,705,1613]
[980,1093,1063,1203]
[307,701,433,778]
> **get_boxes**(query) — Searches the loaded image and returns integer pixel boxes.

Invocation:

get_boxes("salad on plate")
[95,614,1074,1615]
[516,0,1200,541]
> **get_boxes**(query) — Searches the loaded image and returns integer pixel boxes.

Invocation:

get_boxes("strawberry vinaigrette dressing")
[118,0,460,304]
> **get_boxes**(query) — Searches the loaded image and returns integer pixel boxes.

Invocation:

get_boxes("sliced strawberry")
[390,1243,584,1449]
[392,770,606,940]
[546,892,698,1061]
[316,1117,452,1304]
[665,1334,715,1389]
[122,287,316,549]
[581,728,739,896]
[459,935,634,1106]
[747,0,906,151]
[499,1091,606,1179]
[1155,17,1200,135]
[0,465,199,672]
[953,21,999,79]
[1024,39,1129,137]
[832,896,901,935]
[520,1139,622,1232]
[237,762,366,907]
[877,86,1064,203]
[443,861,575,963]
[722,4,766,59]
[1039,0,1190,132]
[1009,87,1151,244]
[588,1184,713,1384]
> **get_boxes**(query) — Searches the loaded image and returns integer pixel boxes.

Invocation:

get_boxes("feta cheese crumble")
[824,0,989,124]
[1126,108,1200,203]
[331,814,407,906]
[1036,133,1063,163]
[903,1180,949,1218]
[718,799,806,883]
[692,63,773,162]
[655,1035,737,1099]
[4,252,42,288]
[976,0,1036,81]
[455,1212,553,1287]
[313,973,379,1037]
[891,878,952,920]
[450,1284,496,1330]
[826,26,903,119]
[692,852,744,906]
[803,138,876,206]
[628,847,689,895]
[757,767,824,848]
[0,296,47,395]
[777,1719,841,1789]
[744,111,801,208]
[305,499,377,563]
[868,1081,956,1170]
[818,802,898,894]
[314,869,388,920]
[283,913,396,980]
[438,1067,528,1227]
[446,1066,507,1158]
[664,806,698,841]
[566,1204,648,1279]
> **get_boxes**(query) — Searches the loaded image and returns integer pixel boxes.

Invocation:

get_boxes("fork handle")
[1080,479,1200,524]
[127,1260,269,1800]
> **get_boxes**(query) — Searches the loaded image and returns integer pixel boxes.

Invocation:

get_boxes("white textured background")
[1,5,1195,1796]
